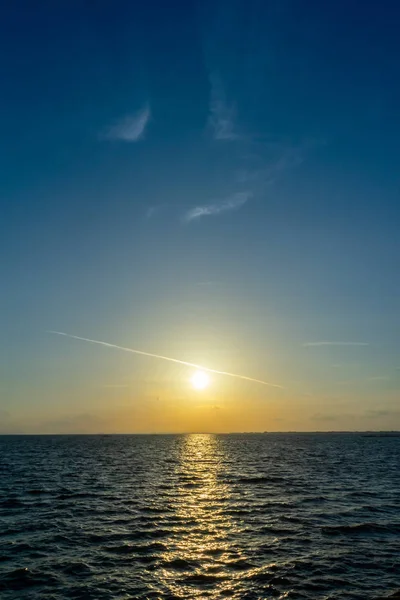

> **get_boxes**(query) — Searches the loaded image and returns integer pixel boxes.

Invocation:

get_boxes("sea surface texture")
[0,433,399,599]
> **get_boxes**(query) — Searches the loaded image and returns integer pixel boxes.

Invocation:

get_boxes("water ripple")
[0,433,399,599]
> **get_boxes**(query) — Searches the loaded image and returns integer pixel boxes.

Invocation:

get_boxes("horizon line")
[1,430,399,436]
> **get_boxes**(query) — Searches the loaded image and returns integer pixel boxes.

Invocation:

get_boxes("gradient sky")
[1,0,399,433]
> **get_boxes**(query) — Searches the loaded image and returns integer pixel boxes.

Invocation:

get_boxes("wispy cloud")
[101,104,150,142]
[364,409,399,418]
[310,413,340,422]
[101,384,130,389]
[183,191,251,222]
[182,138,309,223]
[203,64,316,225]
[145,204,168,219]
[303,341,369,347]
[334,376,390,387]
[208,74,239,141]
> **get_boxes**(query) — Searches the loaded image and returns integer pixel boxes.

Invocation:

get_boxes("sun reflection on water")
[159,434,241,597]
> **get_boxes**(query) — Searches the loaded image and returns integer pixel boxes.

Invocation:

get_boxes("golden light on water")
[158,434,281,597]
[191,370,210,390]
[158,434,237,597]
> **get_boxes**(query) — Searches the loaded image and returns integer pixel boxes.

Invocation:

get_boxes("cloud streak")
[364,409,399,418]
[48,331,283,389]
[310,413,340,422]
[202,63,316,225]
[101,384,130,389]
[303,341,369,347]
[102,104,150,142]
[183,191,251,222]
[208,75,239,141]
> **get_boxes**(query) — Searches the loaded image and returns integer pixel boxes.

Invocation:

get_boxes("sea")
[0,433,399,599]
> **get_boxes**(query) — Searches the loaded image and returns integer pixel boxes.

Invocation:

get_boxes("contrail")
[47,330,283,389]
[303,341,369,347]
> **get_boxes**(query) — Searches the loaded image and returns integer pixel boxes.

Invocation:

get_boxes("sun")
[191,370,210,390]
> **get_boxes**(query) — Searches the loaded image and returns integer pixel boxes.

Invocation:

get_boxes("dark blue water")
[0,433,399,599]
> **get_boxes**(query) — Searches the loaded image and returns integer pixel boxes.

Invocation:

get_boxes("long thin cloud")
[303,341,369,347]
[101,104,150,142]
[183,191,251,222]
[48,331,283,389]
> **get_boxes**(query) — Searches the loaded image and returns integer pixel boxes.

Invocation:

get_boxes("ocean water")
[0,433,399,600]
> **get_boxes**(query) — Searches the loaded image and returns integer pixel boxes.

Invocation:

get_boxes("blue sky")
[1,0,399,433]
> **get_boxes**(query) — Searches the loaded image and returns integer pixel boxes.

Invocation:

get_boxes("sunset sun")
[191,370,210,390]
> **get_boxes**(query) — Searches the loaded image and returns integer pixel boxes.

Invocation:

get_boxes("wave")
[321,522,400,535]
[162,558,198,570]
[0,498,24,508]
[1,433,400,599]
[180,573,225,584]
[0,568,61,591]
[234,475,286,484]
